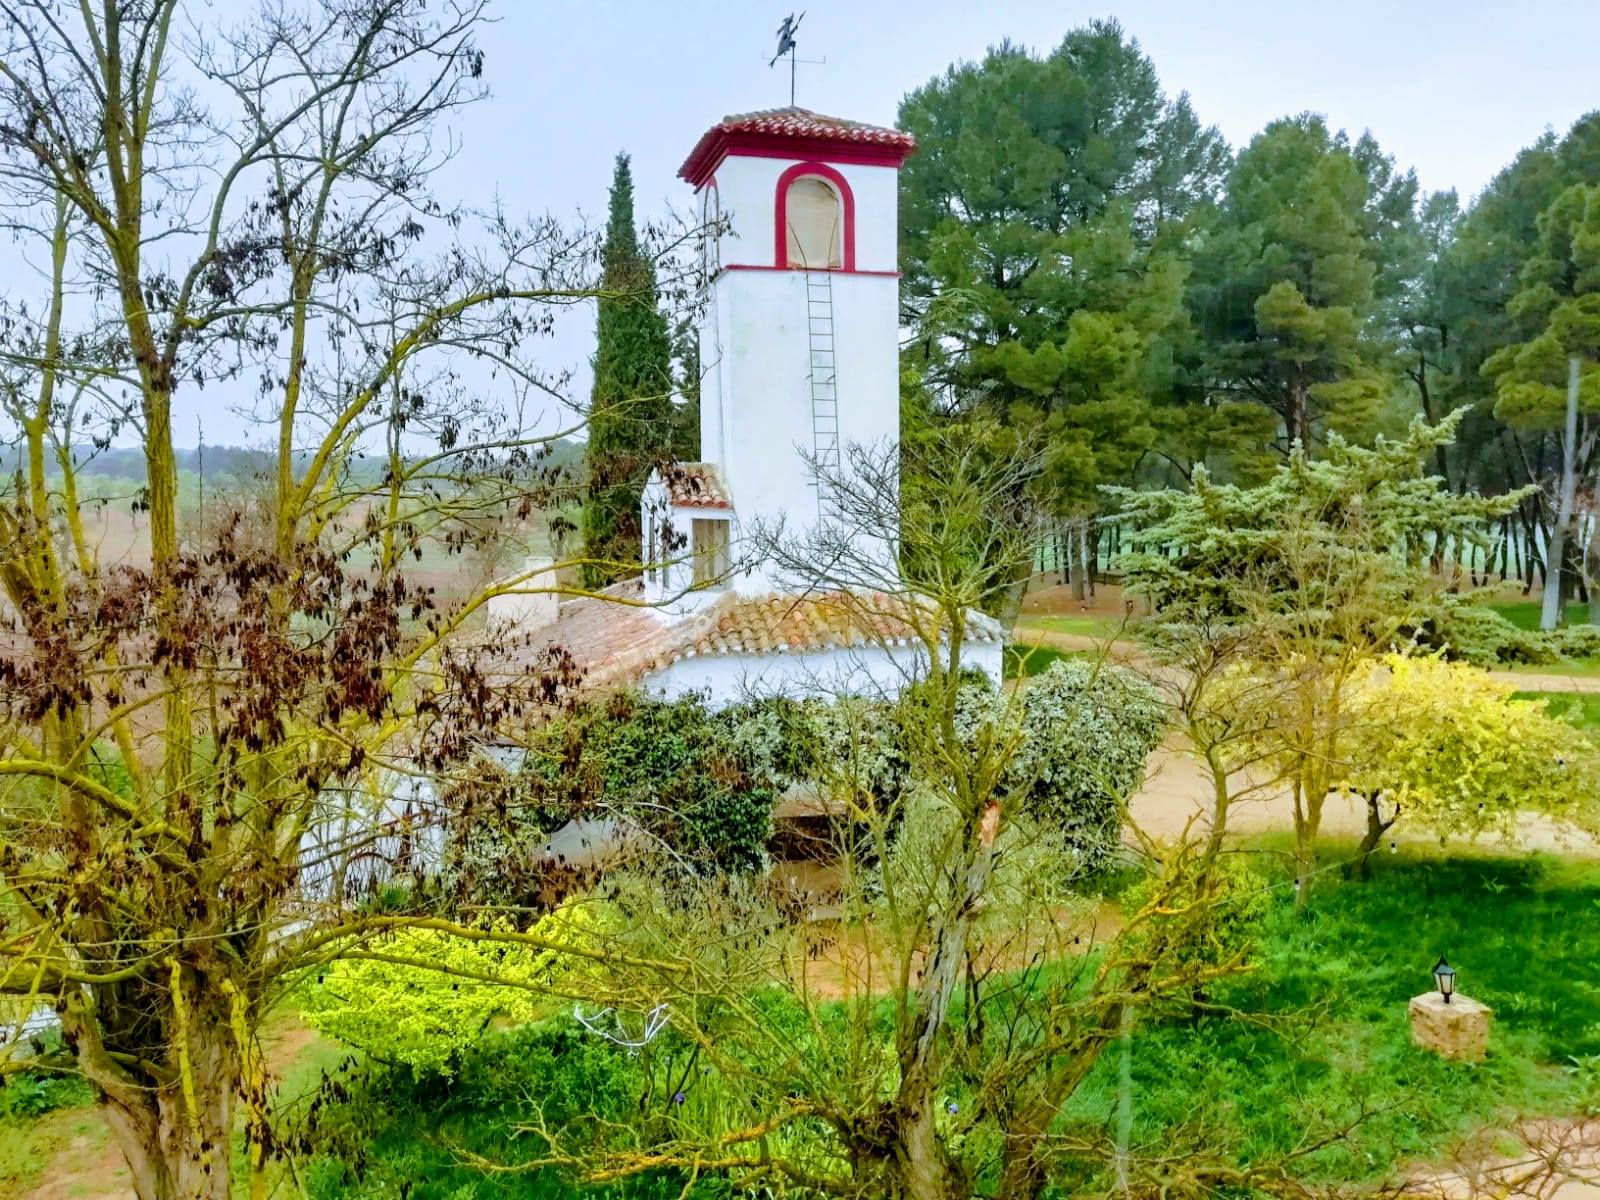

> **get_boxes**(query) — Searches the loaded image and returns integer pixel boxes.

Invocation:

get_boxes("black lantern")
[1432,955,1456,1003]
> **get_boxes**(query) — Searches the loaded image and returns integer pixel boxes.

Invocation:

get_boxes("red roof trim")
[718,264,901,278]
[680,111,916,190]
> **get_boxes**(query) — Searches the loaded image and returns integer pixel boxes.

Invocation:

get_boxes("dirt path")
[1130,744,1595,854]
[12,1113,127,1200]
[17,1014,333,1200]
[1402,1117,1600,1199]
[1012,627,1599,855]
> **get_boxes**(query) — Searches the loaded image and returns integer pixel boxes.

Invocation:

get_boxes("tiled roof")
[717,107,915,147]
[676,591,1002,661]
[658,462,731,509]
[502,586,1002,693]
[679,107,916,186]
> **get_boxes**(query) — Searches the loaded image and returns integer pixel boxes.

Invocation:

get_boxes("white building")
[512,108,1004,707]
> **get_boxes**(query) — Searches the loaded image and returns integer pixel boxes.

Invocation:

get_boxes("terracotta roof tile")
[496,586,1002,695]
[716,107,915,146]
[658,462,731,509]
[679,106,916,187]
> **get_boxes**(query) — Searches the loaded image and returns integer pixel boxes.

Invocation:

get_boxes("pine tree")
[1483,182,1600,627]
[1190,115,1393,454]
[582,152,673,588]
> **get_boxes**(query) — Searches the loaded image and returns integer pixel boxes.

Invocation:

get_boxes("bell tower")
[675,107,916,594]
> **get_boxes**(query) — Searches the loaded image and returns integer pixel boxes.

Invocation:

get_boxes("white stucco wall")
[641,638,1004,711]
[484,557,559,631]
[640,477,730,614]
[695,151,902,594]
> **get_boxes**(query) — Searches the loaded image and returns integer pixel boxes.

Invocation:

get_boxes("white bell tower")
[667,107,915,597]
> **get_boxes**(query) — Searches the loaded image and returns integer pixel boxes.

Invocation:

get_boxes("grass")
[1502,657,1600,679]
[0,1104,110,1196]
[1062,847,1600,1186]
[0,1009,342,1199]
[1513,690,1600,730]
[1015,613,1127,639]
[1489,599,1593,631]
[1004,641,1085,678]
[293,850,1600,1197]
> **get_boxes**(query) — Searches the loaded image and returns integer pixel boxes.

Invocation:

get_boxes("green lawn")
[1503,659,1600,679]
[1489,599,1593,631]
[0,1086,103,1196]
[1058,848,1600,1187]
[1513,690,1600,730]
[1004,641,1080,678]
[292,851,1600,1198]
[1015,613,1127,639]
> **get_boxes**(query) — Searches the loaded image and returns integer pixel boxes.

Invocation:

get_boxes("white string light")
[573,1002,670,1049]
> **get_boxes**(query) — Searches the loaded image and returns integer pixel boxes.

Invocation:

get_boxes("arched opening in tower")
[784,176,843,269]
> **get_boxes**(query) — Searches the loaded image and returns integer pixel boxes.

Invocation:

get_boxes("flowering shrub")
[517,691,779,874]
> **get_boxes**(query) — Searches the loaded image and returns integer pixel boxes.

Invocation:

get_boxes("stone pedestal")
[1409,991,1491,1062]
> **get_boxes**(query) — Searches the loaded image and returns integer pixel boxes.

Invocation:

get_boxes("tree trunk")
[1291,776,1320,910]
[71,995,239,1200]
[1589,515,1600,625]
[103,1052,235,1200]
[1287,371,1310,453]
[893,803,999,1199]
[897,1097,954,1200]
[1349,793,1396,882]
[997,559,1032,637]
[1087,521,1097,601]
[1541,356,1581,631]
[1069,519,1085,601]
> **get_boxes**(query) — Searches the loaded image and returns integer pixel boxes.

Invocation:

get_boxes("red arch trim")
[773,161,855,271]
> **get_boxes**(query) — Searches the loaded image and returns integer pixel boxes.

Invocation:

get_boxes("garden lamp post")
[1432,955,1456,1004]
[1410,955,1487,1060]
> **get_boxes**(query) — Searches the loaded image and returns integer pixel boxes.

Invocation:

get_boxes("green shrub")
[0,1071,93,1118]
[955,660,1165,875]
[1415,594,1600,665]
[518,691,777,874]
[1121,850,1273,981]
[504,690,914,876]
[300,1017,695,1200]
[297,908,605,1078]
[1554,622,1600,659]
[1411,595,1556,664]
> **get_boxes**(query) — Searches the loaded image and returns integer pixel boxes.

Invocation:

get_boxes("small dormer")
[641,463,734,610]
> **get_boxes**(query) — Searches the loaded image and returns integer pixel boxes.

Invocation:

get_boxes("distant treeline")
[3,440,584,485]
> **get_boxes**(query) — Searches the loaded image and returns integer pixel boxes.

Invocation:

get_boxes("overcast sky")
[478,0,1598,219]
[52,0,1600,447]
[424,0,1600,451]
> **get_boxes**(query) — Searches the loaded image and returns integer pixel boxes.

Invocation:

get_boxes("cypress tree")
[582,152,673,588]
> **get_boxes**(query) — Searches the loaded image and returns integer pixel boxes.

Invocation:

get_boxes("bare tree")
[0,4,701,1197]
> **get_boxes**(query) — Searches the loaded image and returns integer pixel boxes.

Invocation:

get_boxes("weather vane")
[769,12,822,106]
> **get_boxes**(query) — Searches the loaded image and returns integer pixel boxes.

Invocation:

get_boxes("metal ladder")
[804,270,840,517]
